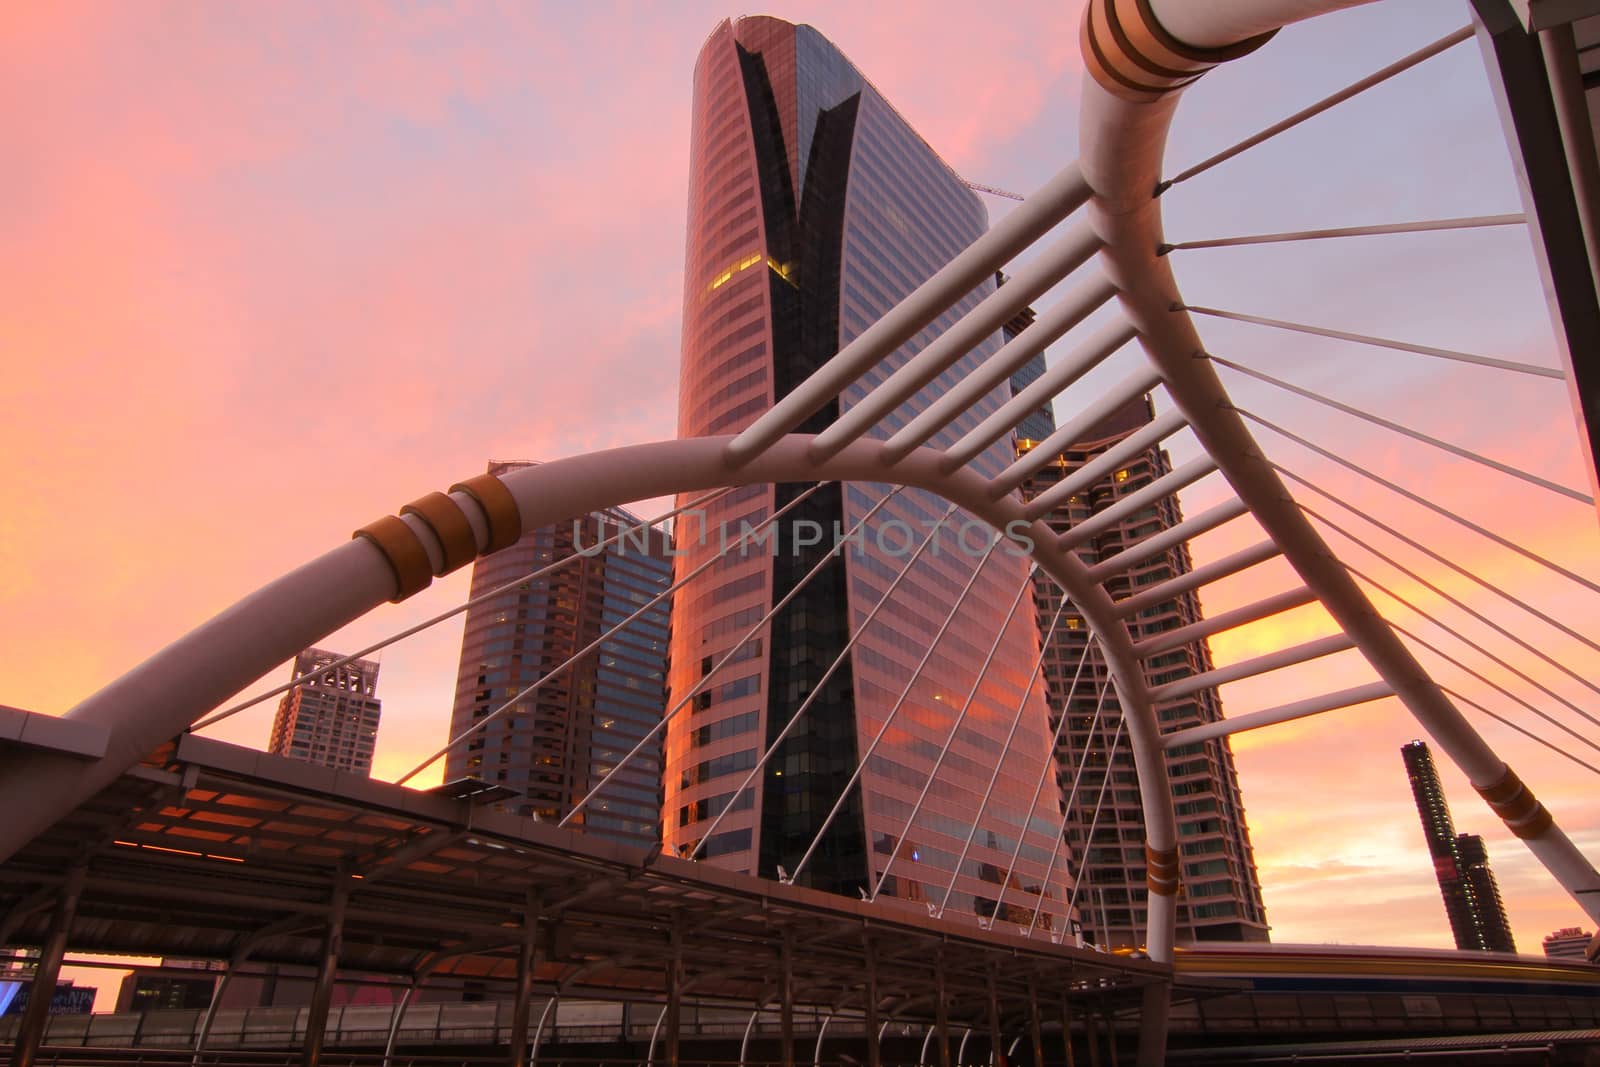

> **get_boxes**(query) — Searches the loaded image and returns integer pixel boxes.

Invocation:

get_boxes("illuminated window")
[1114,469,1131,483]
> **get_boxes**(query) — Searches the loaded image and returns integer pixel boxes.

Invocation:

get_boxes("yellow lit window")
[1114,469,1131,483]
[709,251,764,291]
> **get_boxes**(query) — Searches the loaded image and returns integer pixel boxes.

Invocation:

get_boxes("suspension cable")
[1240,409,1600,597]
[934,597,1074,918]
[1213,355,1587,503]
[1441,686,1600,777]
[1301,502,1600,705]
[562,486,907,827]
[1188,306,1562,380]
[973,610,1086,926]
[1160,26,1474,190]
[688,504,963,861]
[869,567,1042,902]
[1061,719,1125,926]
[397,483,828,786]
[1276,465,1600,662]
[1160,214,1525,254]
[1347,563,1600,753]
[1027,682,1120,939]
[786,537,1009,886]
[1395,618,1600,770]
[192,486,736,732]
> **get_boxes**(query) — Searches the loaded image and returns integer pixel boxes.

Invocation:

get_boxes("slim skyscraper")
[667,17,1069,924]
[445,461,672,846]
[1017,396,1268,946]
[1402,740,1516,952]
[267,649,381,775]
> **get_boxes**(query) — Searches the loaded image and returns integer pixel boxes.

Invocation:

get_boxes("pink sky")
[4,2,1598,1003]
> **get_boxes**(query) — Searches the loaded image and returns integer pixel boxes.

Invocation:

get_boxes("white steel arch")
[3,11,1599,1067]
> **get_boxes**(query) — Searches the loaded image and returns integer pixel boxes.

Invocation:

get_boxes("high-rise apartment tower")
[267,649,381,775]
[1402,740,1516,952]
[1017,396,1268,946]
[667,17,1069,924]
[445,462,672,847]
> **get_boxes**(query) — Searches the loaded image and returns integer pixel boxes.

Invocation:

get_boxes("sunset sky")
[5,1,1600,1001]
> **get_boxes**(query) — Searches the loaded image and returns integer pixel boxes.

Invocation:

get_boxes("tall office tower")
[667,16,1070,923]
[1543,927,1595,961]
[1017,396,1268,946]
[267,649,381,775]
[1401,740,1516,952]
[445,462,672,847]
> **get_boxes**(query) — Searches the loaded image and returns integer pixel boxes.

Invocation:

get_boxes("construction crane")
[962,179,1025,202]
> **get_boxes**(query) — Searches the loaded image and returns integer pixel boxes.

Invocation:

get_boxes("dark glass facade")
[1402,740,1517,952]
[1019,397,1268,946]
[667,17,1070,926]
[444,461,672,846]
[267,648,381,775]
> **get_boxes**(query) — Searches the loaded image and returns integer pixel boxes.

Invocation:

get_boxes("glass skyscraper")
[667,17,1070,925]
[445,461,672,847]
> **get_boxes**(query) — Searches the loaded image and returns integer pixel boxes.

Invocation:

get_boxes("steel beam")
[301,869,349,1067]
[781,932,796,1067]
[1474,0,1600,513]
[12,864,84,1067]
[510,892,543,1067]
[865,937,881,1067]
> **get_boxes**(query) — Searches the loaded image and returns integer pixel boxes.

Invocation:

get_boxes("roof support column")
[665,918,684,1067]
[864,936,880,1067]
[1101,999,1120,1067]
[934,951,950,1067]
[780,931,795,1067]
[302,867,350,1067]
[1133,982,1169,1067]
[510,891,543,1067]
[1058,988,1079,1067]
[12,863,84,1067]
[192,953,245,1065]
[1026,979,1044,1067]
[986,966,1005,1067]
[382,982,420,1067]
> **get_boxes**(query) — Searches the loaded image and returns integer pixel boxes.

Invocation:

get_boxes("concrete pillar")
[12,865,85,1067]
[1102,1000,1120,1067]
[510,892,543,1067]
[934,952,950,1067]
[302,868,350,1067]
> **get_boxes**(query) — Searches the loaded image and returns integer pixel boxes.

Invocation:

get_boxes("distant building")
[267,649,381,775]
[998,271,1057,444]
[1543,927,1596,961]
[1018,395,1268,946]
[1401,740,1516,952]
[444,462,672,847]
